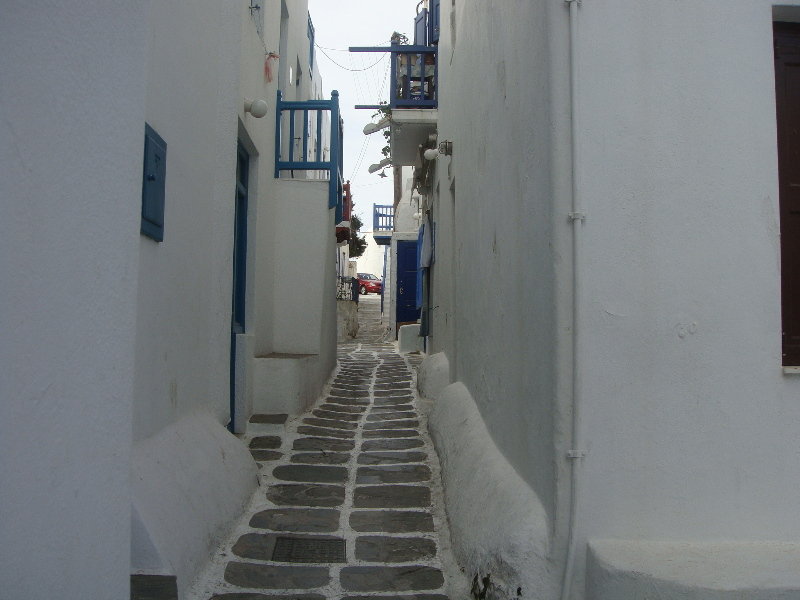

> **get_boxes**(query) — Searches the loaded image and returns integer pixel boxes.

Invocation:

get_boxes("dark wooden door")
[229,143,249,430]
[775,23,800,364]
[396,240,420,327]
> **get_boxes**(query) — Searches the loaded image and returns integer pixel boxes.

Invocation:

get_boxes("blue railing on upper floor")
[349,43,437,110]
[373,204,394,234]
[274,90,344,211]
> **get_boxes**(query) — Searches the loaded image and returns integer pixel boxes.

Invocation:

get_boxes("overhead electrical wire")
[316,44,387,71]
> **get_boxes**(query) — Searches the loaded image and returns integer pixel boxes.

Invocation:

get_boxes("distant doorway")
[230,143,249,430]
[396,239,420,333]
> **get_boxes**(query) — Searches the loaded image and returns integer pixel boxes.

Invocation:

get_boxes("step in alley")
[187,296,467,600]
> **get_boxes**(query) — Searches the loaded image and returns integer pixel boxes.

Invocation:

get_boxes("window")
[775,22,800,364]
[141,123,166,242]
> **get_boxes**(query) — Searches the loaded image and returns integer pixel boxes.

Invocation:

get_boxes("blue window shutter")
[416,226,425,309]
[308,15,315,70]
[141,123,166,242]
[429,0,441,44]
[414,8,428,46]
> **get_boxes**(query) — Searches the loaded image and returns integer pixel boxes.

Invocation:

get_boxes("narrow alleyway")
[188,295,467,600]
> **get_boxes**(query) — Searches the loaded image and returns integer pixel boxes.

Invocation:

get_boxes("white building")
[1,1,341,597]
[369,1,800,599]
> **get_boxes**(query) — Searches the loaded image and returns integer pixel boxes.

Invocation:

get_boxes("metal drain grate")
[272,537,346,563]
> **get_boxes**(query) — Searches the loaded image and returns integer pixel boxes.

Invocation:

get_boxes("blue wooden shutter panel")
[141,123,167,242]
[429,0,441,44]
[414,9,428,46]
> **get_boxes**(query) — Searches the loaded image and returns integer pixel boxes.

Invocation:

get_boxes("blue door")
[396,240,420,327]
[230,143,249,431]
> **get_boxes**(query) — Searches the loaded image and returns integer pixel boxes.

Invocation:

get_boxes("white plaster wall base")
[417,352,451,399]
[428,382,557,600]
[398,324,423,354]
[233,333,255,433]
[131,412,257,596]
[253,354,320,415]
[587,540,800,600]
[337,299,359,340]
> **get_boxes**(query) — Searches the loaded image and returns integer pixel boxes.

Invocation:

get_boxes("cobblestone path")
[189,296,464,600]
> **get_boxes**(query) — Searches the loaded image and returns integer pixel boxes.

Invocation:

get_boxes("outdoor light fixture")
[379,171,388,178]
[368,157,392,174]
[363,117,391,135]
[244,98,268,118]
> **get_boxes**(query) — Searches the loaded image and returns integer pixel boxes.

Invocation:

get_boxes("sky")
[308,0,418,230]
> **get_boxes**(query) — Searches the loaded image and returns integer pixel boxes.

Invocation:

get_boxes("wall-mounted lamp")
[423,140,453,161]
[363,117,391,135]
[244,98,268,118]
[368,157,392,174]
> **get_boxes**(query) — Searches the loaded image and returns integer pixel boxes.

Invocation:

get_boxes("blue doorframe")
[396,240,420,330]
[230,143,249,431]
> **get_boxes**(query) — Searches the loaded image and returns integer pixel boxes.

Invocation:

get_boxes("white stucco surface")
[0,4,145,597]
[428,383,556,599]
[133,0,240,442]
[131,411,257,597]
[587,540,800,600]
[422,1,800,598]
[417,352,450,400]
[356,232,386,279]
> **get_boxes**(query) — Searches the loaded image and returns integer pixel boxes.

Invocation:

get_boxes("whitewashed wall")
[130,2,260,595]
[357,233,386,278]
[0,4,146,598]
[425,1,800,598]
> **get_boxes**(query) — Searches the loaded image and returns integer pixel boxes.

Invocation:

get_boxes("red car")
[357,273,382,295]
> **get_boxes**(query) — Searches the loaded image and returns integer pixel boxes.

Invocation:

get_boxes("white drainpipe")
[561,1,585,599]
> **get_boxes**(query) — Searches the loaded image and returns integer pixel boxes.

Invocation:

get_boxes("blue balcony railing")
[274,90,344,211]
[373,204,394,234]
[349,43,437,110]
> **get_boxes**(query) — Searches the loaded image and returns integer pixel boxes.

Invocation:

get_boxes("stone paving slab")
[357,451,428,465]
[250,450,283,462]
[366,411,417,421]
[267,484,345,507]
[353,485,431,508]
[232,533,346,563]
[273,464,348,484]
[296,425,356,439]
[290,452,350,465]
[302,417,359,430]
[249,508,340,533]
[324,396,371,406]
[292,437,355,452]
[355,536,437,562]
[340,595,448,600]
[211,594,326,600]
[361,438,425,451]
[340,566,444,592]
[224,563,329,589]
[356,465,432,484]
[249,414,289,425]
[364,420,420,430]
[373,397,415,406]
[349,510,435,533]
[318,403,366,414]
[362,429,420,439]
[249,436,282,449]
[371,404,415,412]
[313,408,362,421]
